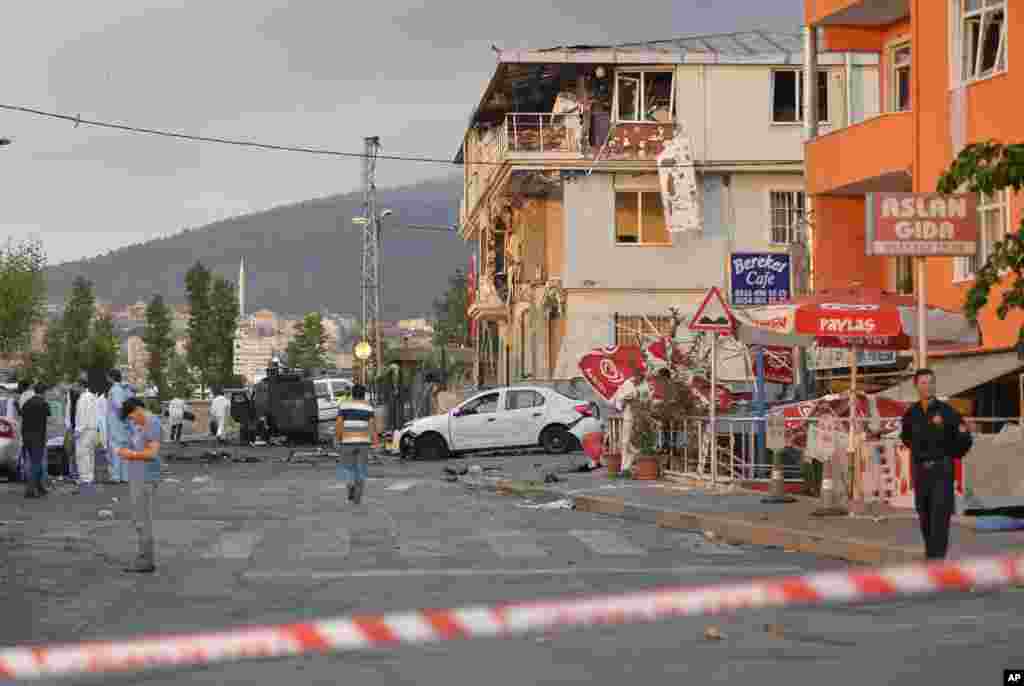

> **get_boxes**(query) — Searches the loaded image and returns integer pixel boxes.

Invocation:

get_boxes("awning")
[879,349,1023,402]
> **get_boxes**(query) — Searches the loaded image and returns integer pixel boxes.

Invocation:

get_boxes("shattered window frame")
[959,0,1007,83]
[612,68,676,123]
[615,190,671,246]
[954,189,1008,281]
[890,42,912,112]
[770,69,829,125]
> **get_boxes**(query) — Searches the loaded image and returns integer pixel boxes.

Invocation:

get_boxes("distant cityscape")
[27,300,435,386]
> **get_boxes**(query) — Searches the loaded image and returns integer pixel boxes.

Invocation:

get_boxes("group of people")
[15,369,163,573]
[15,369,136,495]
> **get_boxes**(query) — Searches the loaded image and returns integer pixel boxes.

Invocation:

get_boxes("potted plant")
[629,369,700,479]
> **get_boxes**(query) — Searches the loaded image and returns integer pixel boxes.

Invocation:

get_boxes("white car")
[396,385,603,460]
[0,395,20,475]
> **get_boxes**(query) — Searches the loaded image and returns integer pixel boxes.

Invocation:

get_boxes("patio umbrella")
[732,286,980,502]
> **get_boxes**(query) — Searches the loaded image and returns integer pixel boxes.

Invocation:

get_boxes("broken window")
[771,70,829,124]
[615,191,670,245]
[961,0,1007,81]
[891,43,911,111]
[769,190,806,244]
[614,70,674,122]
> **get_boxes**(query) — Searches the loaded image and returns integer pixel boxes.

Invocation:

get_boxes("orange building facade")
[804,0,1023,413]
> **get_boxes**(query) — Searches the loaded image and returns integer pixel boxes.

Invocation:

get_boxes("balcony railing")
[500,112,584,157]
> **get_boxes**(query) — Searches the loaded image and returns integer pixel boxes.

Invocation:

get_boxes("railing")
[604,414,1020,498]
[501,112,584,156]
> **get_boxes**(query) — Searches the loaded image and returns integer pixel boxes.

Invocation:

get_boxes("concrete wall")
[562,173,730,291]
[675,63,845,163]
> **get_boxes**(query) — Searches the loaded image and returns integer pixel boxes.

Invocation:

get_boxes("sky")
[0,0,803,265]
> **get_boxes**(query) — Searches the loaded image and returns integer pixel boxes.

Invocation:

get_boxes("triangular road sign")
[689,286,737,333]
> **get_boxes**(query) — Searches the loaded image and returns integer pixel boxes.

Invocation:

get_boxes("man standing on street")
[117,397,162,573]
[900,368,973,560]
[106,370,133,484]
[168,395,185,444]
[20,384,50,498]
[210,388,229,444]
[613,365,649,474]
[335,383,377,505]
[74,378,100,493]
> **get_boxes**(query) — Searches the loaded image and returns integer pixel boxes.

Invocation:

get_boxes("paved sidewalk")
[480,466,1024,565]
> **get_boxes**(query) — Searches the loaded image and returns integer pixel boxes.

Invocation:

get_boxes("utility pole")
[360,136,382,385]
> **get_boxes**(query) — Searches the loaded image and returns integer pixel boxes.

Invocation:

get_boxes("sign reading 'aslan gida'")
[865,192,979,256]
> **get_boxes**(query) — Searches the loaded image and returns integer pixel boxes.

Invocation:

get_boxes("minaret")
[238,257,246,320]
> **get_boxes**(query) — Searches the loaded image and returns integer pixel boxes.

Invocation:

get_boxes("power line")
[0,103,802,169]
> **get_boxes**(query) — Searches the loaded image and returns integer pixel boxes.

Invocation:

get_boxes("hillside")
[45,175,472,318]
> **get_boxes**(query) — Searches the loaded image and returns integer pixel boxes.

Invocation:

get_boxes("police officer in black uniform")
[900,368,973,560]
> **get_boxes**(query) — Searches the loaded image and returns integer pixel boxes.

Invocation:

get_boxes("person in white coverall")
[613,366,650,473]
[74,381,100,489]
[168,396,185,443]
[209,390,229,444]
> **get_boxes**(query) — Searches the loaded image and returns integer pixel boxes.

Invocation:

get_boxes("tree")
[166,351,197,399]
[0,238,47,356]
[60,276,96,380]
[432,269,469,348]
[937,141,1024,347]
[184,262,214,390]
[38,321,65,385]
[209,275,239,388]
[143,294,175,397]
[85,314,119,374]
[286,312,330,371]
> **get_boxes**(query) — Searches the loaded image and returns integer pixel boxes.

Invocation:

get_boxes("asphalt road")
[2,445,1022,685]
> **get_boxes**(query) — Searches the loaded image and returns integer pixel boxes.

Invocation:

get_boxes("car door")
[503,389,549,445]
[449,390,503,451]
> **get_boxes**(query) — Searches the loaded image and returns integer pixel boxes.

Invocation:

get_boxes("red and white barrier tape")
[2,553,1023,681]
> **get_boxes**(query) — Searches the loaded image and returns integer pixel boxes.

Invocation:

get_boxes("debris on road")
[517,499,573,511]
[543,473,561,484]
[444,466,469,477]
[703,530,718,541]
[192,476,212,484]
[97,510,114,520]
[468,465,483,476]
[765,623,785,638]
[703,625,725,641]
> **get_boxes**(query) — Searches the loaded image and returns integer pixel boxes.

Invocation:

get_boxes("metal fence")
[605,414,1022,493]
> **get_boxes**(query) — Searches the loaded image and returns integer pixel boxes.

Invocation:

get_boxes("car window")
[506,390,545,410]
[462,392,500,415]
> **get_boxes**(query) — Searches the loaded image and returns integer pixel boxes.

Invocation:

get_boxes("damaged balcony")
[499,112,584,159]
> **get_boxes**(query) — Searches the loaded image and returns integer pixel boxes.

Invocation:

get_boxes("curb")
[573,495,924,565]
[492,479,565,499]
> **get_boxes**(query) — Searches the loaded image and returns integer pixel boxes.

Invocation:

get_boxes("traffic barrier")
[1,553,1022,681]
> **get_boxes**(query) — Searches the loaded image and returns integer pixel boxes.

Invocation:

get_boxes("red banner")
[796,304,902,339]
[759,345,794,384]
[578,345,646,401]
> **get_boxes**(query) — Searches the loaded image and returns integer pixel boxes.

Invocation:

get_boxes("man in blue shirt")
[117,397,162,573]
[106,370,134,484]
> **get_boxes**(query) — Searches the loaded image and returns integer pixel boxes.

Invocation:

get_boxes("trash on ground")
[468,465,483,475]
[703,530,717,541]
[443,466,468,477]
[543,473,561,484]
[517,499,573,511]
[192,476,212,484]
[703,626,725,641]
[764,623,785,638]
[98,510,114,520]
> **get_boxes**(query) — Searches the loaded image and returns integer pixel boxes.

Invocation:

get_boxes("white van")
[313,377,355,439]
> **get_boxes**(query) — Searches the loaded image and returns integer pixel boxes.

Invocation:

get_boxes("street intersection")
[2,446,1022,685]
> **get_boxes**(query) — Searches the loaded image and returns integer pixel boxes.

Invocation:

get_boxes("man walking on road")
[168,395,185,444]
[900,368,973,560]
[74,379,100,492]
[210,388,229,444]
[335,383,377,505]
[20,384,50,498]
[116,397,162,573]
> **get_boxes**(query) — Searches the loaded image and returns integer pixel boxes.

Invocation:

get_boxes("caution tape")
[2,553,1023,681]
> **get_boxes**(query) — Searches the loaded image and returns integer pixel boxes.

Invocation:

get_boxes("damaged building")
[454,31,876,386]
